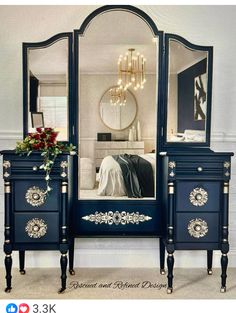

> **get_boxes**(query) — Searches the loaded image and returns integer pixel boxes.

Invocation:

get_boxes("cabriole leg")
[220,253,228,293]
[5,254,12,293]
[207,250,213,275]
[19,251,26,275]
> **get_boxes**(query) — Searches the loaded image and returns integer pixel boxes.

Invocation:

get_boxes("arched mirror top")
[76,5,159,36]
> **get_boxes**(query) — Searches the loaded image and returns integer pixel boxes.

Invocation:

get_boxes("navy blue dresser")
[161,151,233,293]
[1,151,75,293]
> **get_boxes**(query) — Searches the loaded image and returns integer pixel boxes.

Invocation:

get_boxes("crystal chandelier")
[117,48,146,91]
[109,86,127,106]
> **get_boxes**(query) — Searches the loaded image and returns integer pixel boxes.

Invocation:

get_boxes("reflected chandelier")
[109,86,127,106]
[117,48,146,91]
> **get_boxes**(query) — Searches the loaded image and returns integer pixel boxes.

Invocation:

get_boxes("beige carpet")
[1,268,236,299]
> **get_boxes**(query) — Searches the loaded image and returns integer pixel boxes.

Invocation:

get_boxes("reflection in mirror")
[99,87,137,130]
[167,39,208,143]
[78,10,158,200]
[27,38,69,141]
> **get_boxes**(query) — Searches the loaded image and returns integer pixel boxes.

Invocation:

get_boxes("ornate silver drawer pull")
[25,186,46,207]
[189,187,208,206]
[197,166,203,172]
[188,218,208,238]
[25,218,47,238]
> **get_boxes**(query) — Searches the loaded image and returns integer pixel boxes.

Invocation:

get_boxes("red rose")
[33,143,40,150]
[51,132,58,138]
[45,127,52,132]
[36,128,42,133]
[33,134,40,140]
[40,132,46,139]
[39,142,45,148]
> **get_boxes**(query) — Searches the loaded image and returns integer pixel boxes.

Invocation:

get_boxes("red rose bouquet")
[16,128,76,195]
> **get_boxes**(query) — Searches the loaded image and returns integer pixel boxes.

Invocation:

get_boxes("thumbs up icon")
[6,304,18,313]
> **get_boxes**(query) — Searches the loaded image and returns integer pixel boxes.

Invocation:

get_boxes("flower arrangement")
[15,128,76,195]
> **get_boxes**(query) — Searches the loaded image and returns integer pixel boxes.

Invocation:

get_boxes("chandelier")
[109,86,127,106]
[117,48,146,91]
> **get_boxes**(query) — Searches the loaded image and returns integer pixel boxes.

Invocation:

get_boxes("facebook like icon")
[6,303,18,313]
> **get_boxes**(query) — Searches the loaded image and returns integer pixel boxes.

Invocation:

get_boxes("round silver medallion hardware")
[32,166,38,171]
[189,187,208,206]
[25,186,46,207]
[25,218,47,238]
[188,218,208,238]
[197,166,203,172]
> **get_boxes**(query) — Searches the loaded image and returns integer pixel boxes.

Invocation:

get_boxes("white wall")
[0,5,236,268]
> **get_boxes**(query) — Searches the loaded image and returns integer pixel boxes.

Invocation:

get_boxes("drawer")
[168,157,229,179]
[176,181,221,212]
[14,180,61,212]
[176,212,219,243]
[14,212,59,243]
[3,156,68,179]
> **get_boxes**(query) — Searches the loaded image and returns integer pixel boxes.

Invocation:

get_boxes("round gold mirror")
[99,86,137,131]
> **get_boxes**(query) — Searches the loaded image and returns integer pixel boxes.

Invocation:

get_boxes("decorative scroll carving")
[60,161,68,178]
[188,218,208,238]
[3,160,11,169]
[25,186,46,207]
[189,187,208,206]
[25,218,47,238]
[168,161,176,169]
[82,211,152,225]
[3,160,11,178]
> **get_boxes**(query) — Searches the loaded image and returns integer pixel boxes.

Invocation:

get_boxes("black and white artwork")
[194,73,207,121]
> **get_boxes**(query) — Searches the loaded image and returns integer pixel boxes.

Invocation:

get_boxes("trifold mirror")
[77,10,159,200]
[22,7,213,202]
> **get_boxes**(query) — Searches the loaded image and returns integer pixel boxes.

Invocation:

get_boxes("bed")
[97,153,156,197]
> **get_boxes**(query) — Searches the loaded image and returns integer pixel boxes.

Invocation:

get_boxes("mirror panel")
[26,37,69,141]
[78,10,158,200]
[167,38,208,143]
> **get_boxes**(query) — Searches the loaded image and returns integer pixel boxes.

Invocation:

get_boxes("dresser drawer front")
[14,212,59,243]
[14,180,61,212]
[176,213,219,243]
[176,181,221,212]
[176,160,223,177]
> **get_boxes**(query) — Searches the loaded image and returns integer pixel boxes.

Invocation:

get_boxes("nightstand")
[161,151,233,294]
[1,151,75,293]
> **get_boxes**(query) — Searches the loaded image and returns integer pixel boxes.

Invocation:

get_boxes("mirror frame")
[74,5,164,201]
[161,33,213,149]
[22,32,73,143]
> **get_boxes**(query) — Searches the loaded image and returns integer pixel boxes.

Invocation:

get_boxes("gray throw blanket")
[112,154,154,198]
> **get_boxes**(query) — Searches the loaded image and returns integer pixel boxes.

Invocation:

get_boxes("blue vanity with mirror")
[1,5,233,294]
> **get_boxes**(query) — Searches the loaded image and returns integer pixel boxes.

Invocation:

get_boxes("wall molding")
[0,130,22,140]
[0,130,236,142]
